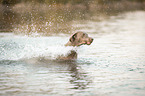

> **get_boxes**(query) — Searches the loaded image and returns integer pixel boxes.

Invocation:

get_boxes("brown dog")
[58,32,93,60]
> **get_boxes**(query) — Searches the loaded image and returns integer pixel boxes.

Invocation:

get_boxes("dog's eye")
[82,34,85,37]
[82,34,87,37]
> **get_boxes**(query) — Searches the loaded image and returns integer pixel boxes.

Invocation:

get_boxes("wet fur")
[58,32,93,60]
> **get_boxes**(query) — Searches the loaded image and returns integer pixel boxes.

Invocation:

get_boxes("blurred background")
[0,0,145,35]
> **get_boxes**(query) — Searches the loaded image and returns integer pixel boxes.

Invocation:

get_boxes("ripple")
[0,11,145,96]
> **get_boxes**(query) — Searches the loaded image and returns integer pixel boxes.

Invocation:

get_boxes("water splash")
[0,34,76,61]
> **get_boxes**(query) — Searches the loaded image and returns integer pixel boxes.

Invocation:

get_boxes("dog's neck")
[64,41,78,60]
[65,41,76,47]
[65,41,81,47]
[65,41,71,46]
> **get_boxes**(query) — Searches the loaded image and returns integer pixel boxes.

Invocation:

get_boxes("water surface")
[0,11,145,96]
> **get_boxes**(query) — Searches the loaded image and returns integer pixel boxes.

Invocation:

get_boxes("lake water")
[0,11,145,96]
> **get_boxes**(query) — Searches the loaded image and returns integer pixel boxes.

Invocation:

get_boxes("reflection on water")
[0,59,91,96]
[0,11,145,96]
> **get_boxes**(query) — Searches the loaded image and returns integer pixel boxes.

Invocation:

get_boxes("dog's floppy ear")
[70,33,77,42]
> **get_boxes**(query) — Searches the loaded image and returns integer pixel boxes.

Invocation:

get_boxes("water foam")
[0,35,76,61]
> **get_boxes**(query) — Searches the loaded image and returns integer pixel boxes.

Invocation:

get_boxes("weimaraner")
[58,31,93,60]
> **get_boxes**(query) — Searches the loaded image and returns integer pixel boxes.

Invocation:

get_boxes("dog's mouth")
[79,40,93,46]
[76,37,93,46]
[87,38,93,45]
[87,41,91,45]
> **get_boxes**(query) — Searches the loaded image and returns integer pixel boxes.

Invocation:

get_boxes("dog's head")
[69,32,93,46]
